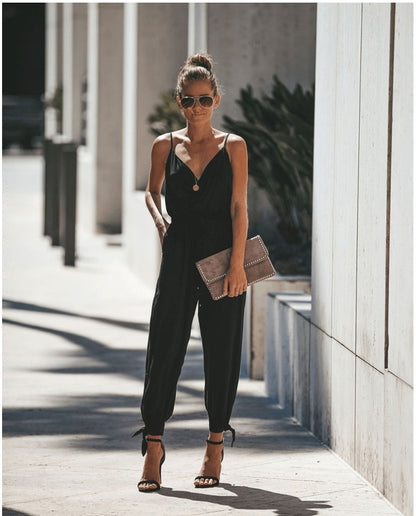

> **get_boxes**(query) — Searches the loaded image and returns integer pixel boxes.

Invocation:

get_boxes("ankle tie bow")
[224,423,236,447]
[131,426,148,456]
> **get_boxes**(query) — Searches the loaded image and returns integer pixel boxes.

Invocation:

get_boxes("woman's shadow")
[157,482,332,515]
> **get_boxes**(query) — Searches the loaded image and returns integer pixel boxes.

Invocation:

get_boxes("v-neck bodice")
[173,138,228,181]
[163,132,234,260]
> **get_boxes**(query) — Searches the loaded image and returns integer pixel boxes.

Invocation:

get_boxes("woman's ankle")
[147,434,162,440]
[207,430,223,443]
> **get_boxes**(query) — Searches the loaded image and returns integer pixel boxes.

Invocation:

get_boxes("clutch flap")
[196,235,269,285]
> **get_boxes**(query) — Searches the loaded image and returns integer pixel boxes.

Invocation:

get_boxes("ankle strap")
[131,426,163,456]
[206,439,223,445]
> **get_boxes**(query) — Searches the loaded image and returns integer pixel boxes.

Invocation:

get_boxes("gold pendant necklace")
[184,129,215,192]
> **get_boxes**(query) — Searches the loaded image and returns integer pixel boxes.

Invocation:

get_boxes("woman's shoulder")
[151,131,176,159]
[224,132,246,143]
[152,129,187,150]
[224,132,247,155]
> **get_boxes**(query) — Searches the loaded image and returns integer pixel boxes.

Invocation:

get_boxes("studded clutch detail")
[195,235,277,301]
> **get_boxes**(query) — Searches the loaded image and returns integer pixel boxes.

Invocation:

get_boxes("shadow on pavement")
[157,482,332,515]
[3,298,150,332]
[3,303,323,454]
[2,508,35,516]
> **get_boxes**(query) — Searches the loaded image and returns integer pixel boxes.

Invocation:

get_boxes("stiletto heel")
[137,437,165,492]
[194,439,224,488]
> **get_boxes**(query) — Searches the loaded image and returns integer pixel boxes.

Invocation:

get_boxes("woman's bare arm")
[223,135,249,297]
[144,134,171,245]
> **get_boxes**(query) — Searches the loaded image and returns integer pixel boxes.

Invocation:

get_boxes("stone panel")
[330,339,355,466]
[250,276,311,380]
[355,357,384,492]
[266,294,292,409]
[265,293,281,403]
[384,371,413,516]
[309,324,332,444]
[331,4,361,351]
[388,3,413,386]
[356,3,390,370]
[311,4,337,335]
[292,309,311,427]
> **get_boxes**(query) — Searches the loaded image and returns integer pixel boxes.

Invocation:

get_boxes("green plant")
[222,75,314,275]
[147,89,184,136]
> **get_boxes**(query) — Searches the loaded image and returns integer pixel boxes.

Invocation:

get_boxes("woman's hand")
[156,219,170,247]
[222,264,247,297]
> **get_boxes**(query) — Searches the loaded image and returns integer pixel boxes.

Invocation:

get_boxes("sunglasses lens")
[199,96,214,107]
[180,97,195,109]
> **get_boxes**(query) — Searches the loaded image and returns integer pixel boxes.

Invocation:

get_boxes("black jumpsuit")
[133,132,246,454]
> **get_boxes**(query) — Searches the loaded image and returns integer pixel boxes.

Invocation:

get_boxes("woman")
[133,53,249,492]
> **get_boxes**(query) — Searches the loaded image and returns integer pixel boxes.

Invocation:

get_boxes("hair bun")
[186,53,213,72]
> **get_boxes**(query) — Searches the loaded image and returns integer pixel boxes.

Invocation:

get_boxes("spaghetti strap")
[168,132,174,173]
[223,133,230,150]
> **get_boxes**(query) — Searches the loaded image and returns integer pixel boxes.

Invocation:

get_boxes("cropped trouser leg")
[138,234,246,447]
[197,287,246,434]
[140,238,198,438]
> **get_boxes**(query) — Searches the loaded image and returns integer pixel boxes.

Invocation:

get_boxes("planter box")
[241,274,311,380]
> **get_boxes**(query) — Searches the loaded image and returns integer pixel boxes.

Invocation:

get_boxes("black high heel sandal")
[194,439,224,488]
[137,437,166,492]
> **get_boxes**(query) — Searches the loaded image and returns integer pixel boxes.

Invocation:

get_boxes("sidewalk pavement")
[2,154,402,516]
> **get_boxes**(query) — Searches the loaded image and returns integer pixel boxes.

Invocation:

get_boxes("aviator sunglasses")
[179,95,215,109]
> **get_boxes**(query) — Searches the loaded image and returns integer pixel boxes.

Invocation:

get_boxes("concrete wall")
[267,5,413,515]
[207,3,317,242]
[135,3,188,190]
[207,3,316,123]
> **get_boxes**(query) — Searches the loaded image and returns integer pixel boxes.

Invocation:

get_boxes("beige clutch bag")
[195,235,277,301]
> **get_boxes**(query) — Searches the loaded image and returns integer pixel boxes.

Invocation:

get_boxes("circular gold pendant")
[193,184,199,191]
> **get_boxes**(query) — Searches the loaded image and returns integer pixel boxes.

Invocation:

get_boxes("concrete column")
[122,3,137,250]
[62,4,87,143]
[135,3,188,190]
[45,4,63,135]
[45,4,58,137]
[56,4,63,88]
[81,4,99,235]
[62,4,73,139]
[88,4,124,234]
[122,4,188,287]
[188,3,207,54]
